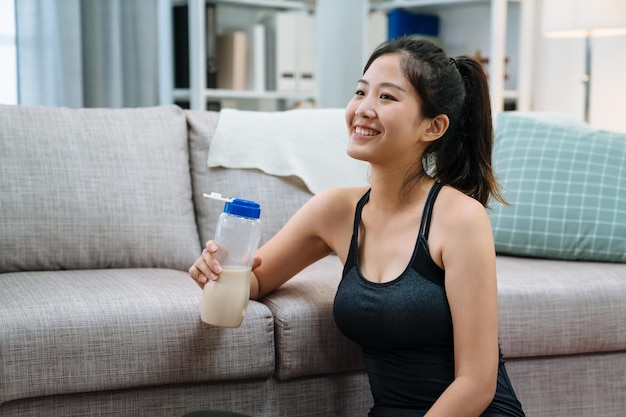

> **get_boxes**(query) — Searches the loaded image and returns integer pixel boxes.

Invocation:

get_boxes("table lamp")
[542,0,626,122]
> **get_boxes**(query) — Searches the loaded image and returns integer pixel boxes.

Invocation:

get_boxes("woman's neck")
[367,166,433,212]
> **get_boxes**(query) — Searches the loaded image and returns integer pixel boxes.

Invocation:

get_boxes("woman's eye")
[354,89,365,96]
[380,93,395,100]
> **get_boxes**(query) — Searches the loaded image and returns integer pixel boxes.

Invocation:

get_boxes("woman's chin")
[346,146,370,162]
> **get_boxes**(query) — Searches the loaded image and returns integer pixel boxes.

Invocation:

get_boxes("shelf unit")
[368,0,535,113]
[157,0,316,110]
[158,0,534,112]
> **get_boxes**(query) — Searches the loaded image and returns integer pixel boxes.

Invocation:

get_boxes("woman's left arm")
[425,194,500,417]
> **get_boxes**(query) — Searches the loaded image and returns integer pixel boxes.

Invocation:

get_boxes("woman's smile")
[354,125,381,138]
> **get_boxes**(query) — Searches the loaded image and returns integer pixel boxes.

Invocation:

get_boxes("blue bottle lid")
[224,198,261,219]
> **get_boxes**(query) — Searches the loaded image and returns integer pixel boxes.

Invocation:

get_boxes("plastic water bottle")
[200,193,262,328]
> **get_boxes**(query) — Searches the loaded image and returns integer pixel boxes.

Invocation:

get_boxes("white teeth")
[355,126,378,136]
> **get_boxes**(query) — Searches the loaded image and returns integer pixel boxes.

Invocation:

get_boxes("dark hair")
[364,37,505,207]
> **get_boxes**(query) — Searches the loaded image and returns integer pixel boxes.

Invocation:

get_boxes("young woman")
[189,37,525,417]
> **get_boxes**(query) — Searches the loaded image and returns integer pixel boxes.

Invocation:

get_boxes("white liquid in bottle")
[201,267,251,328]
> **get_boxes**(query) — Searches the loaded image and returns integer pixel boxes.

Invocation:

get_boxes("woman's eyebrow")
[357,79,406,92]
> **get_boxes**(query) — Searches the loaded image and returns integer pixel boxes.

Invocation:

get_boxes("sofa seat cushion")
[261,255,364,381]
[0,105,200,273]
[0,269,275,404]
[497,255,626,358]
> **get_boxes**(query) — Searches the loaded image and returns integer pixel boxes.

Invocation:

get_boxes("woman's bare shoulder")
[304,186,371,216]
[428,185,492,266]
[435,185,489,225]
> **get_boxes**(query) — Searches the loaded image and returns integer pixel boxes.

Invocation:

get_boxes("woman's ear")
[424,114,450,142]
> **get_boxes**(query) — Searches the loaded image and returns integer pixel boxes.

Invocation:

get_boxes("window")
[0,0,17,104]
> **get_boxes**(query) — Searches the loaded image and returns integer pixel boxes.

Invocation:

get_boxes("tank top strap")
[353,189,371,235]
[343,189,371,275]
[418,182,444,240]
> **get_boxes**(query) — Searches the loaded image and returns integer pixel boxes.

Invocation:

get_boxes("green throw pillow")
[490,112,626,262]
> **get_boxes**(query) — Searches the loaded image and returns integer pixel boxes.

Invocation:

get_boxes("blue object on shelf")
[387,9,440,40]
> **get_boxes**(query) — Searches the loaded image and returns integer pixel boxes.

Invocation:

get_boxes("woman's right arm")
[189,187,361,298]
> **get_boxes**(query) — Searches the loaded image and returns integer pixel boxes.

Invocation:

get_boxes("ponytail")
[365,38,506,207]
[433,56,505,207]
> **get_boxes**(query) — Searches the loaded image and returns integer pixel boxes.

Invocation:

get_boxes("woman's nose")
[355,103,375,119]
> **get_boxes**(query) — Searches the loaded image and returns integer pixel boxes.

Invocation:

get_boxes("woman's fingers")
[188,263,206,288]
[189,241,223,288]
[201,248,222,279]
[190,241,260,289]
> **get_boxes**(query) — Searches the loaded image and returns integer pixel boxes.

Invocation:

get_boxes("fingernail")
[214,265,222,273]
[209,244,217,251]
[210,273,218,281]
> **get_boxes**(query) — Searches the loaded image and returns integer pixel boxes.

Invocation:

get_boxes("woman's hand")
[188,240,221,288]
[188,240,262,289]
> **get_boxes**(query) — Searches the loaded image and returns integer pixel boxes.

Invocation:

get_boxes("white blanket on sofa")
[207,108,370,194]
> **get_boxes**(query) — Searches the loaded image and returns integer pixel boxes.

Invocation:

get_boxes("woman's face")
[345,53,431,166]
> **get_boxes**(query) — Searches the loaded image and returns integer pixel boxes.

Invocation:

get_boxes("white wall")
[532,0,626,133]
[0,0,17,105]
[317,0,370,108]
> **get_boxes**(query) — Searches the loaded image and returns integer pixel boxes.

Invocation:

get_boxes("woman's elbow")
[475,372,498,411]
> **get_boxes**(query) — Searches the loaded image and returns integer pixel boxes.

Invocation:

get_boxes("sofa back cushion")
[186,110,313,247]
[490,112,626,262]
[0,105,201,272]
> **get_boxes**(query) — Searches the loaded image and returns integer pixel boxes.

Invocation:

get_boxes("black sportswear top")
[333,183,525,417]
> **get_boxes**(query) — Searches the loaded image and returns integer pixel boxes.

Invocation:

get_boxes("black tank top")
[333,183,525,416]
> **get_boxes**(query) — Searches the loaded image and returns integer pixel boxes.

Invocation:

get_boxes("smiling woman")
[0,0,17,105]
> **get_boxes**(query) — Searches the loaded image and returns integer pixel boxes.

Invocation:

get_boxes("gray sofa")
[1,105,624,417]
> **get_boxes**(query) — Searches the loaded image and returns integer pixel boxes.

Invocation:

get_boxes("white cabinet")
[157,0,317,111]
[367,0,534,113]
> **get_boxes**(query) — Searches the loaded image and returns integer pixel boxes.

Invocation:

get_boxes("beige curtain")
[16,0,159,108]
